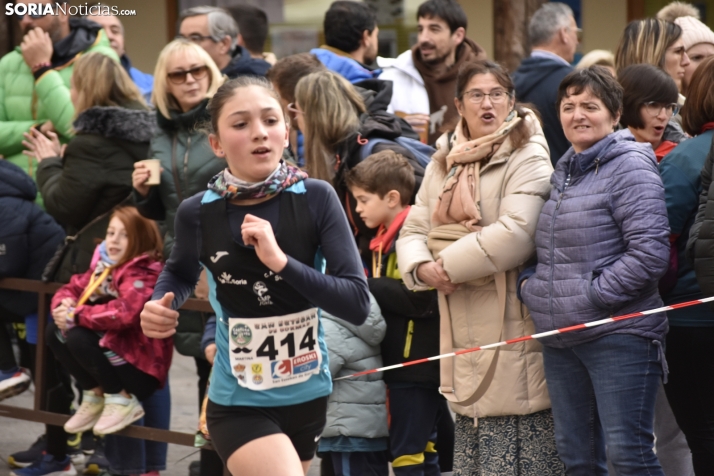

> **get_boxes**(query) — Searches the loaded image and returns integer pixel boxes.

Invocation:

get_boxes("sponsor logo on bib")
[271,360,292,379]
[293,351,319,374]
[231,323,252,346]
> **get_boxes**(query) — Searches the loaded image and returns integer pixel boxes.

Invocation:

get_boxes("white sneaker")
[93,393,144,436]
[0,368,31,401]
[64,391,104,434]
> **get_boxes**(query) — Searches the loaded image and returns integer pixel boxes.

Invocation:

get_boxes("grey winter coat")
[321,294,389,440]
[521,130,670,348]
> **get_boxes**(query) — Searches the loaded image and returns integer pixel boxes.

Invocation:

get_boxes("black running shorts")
[206,396,328,463]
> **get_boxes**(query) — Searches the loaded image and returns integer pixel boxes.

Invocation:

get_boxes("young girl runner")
[140,76,370,476]
[46,206,172,437]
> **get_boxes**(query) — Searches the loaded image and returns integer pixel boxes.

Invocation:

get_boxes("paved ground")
[0,351,322,476]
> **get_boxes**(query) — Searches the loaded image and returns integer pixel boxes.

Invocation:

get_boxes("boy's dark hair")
[417,0,467,33]
[324,1,377,54]
[557,65,623,121]
[346,150,415,207]
[228,4,269,55]
[266,53,326,104]
[619,64,678,129]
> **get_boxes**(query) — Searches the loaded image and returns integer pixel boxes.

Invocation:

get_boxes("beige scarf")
[432,111,521,231]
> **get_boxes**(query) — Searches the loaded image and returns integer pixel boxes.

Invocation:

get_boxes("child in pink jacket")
[47,206,172,437]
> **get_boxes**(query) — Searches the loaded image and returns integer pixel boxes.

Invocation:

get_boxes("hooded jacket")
[221,45,271,79]
[0,18,118,194]
[521,130,670,348]
[311,46,380,84]
[512,54,573,164]
[0,160,64,316]
[37,103,155,233]
[354,78,419,141]
[52,247,173,386]
[334,111,426,261]
[379,38,486,143]
[320,294,388,442]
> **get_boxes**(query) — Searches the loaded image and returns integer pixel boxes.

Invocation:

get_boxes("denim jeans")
[105,378,172,474]
[543,334,664,476]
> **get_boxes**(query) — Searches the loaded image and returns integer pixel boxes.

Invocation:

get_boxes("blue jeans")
[543,334,664,476]
[105,378,172,474]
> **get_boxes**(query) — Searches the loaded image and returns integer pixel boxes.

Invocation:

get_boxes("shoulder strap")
[438,271,507,407]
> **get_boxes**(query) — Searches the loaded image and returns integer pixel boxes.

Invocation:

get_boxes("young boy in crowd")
[346,150,452,476]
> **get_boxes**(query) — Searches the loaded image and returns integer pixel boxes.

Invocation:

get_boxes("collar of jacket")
[74,104,156,142]
[555,129,644,184]
[221,45,271,78]
[157,98,210,133]
[51,17,103,66]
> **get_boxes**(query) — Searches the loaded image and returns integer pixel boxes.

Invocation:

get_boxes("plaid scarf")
[208,161,308,200]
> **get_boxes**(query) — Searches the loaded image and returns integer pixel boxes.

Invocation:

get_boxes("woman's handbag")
[42,196,132,283]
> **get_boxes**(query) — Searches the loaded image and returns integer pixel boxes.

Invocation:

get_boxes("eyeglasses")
[175,33,215,44]
[643,101,679,118]
[461,89,512,104]
[569,26,583,42]
[287,103,303,115]
[167,65,209,85]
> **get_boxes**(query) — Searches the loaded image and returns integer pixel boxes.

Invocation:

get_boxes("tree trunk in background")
[494,0,548,73]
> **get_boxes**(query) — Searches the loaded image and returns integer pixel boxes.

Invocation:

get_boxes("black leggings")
[664,326,714,475]
[46,321,159,401]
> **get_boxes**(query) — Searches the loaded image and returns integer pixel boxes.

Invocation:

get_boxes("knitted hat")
[676,16,714,50]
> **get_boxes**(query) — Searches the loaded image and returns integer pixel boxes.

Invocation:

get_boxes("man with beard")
[0,0,117,197]
[85,13,154,103]
[311,1,381,84]
[512,2,578,164]
[178,6,271,79]
[380,0,486,144]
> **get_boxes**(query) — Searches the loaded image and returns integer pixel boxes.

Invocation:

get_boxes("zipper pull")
[595,158,600,175]
[556,193,563,210]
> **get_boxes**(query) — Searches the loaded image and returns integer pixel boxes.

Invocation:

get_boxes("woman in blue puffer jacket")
[519,66,671,475]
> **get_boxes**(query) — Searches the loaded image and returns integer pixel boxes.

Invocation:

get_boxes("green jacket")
[134,99,224,357]
[0,19,117,206]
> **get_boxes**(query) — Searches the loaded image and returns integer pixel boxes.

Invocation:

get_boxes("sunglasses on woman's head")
[167,65,209,85]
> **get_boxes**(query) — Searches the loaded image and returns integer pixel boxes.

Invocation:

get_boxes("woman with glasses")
[131,39,226,476]
[617,63,694,476]
[520,65,670,475]
[397,60,563,475]
[665,56,714,475]
[619,64,682,161]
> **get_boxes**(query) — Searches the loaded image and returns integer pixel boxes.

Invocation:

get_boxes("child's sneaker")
[66,432,86,467]
[9,454,77,476]
[93,393,144,436]
[64,392,104,434]
[8,435,46,468]
[0,367,31,401]
[83,438,108,475]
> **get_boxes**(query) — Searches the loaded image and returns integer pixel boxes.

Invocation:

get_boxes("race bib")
[227,308,321,391]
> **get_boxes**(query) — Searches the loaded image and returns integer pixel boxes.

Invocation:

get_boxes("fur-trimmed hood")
[73,105,156,143]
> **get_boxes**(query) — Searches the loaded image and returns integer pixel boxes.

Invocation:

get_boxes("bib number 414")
[256,326,317,361]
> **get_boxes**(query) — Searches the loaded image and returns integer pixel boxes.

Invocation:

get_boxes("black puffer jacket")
[354,78,419,141]
[0,160,64,315]
[37,103,154,231]
[686,134,714,301]
[334,111,426,261]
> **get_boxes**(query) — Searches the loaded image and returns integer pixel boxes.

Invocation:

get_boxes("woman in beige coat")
[396,60,564,475]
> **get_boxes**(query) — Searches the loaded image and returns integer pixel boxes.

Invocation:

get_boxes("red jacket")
[52,248,172,386]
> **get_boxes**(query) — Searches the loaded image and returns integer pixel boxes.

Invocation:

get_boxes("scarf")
[701,122,714,134]
[412,38,487,143]
[432,111,521,231]
[369,206,411,278]
[208,161,308,200]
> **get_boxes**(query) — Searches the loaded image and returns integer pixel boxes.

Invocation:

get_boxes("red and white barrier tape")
[333,296,714,381]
